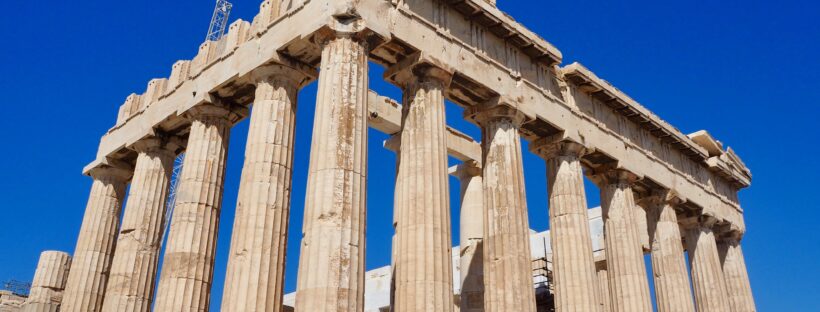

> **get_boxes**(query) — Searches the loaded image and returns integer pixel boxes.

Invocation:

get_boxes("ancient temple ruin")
[23,0,756,311]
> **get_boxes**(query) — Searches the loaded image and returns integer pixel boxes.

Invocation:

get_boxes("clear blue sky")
[1,0,818,310]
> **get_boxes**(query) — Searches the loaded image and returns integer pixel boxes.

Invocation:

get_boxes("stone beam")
[368,91,482,165]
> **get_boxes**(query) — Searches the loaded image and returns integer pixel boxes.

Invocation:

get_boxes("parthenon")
[17,0,756,311]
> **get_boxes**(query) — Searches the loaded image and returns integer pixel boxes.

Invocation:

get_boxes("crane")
[206,0,233,41]
[161,0,233,245]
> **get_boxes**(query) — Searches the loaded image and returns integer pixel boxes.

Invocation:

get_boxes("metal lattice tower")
[206,0,233,41]
[161,154,185,244]
[160,0,232,245]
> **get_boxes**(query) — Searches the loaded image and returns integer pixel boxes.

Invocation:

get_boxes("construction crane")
[161,154,185,245]
[162,0,233,244]
[206,0,233,41]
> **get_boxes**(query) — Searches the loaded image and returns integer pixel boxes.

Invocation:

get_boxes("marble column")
[684,217,732,312]
[22,251,72,312]
[62,166,130,312]
[390,65,455,312]
[295,33,368,312]
[102,138,177,312]
[595,258,611,312]
[468,105,535,312]
[153,104,233,312]
[597,169,652,312]
[644,190,695,312]
[532,139,599,312]
[221,65,311,312]
[453,162,485,312]
[717,234,756,312]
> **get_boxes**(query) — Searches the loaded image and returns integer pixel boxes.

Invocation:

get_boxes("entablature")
[85,0,749,230]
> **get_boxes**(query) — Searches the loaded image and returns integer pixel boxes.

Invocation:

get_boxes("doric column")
[531,137,599,312]
[387,60,455,312]
[684,217,732,312]
[595,169,653,312]
[467,105,536,312]
[295,32,369,312]
[222,64,313,312]
[22,251,72,312]
[153,104,234,312]
[717,232,756,312]
[643,190,695,312]
[453,162,485,312]
[594,257,611,312]
[102,138,177,312]
[62,166,130,312]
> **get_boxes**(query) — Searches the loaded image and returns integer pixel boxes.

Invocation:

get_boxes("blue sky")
[1,0,818,310]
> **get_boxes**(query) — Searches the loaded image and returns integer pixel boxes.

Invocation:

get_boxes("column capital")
[311,16,389,53]
[87,164,132,182]
[128,136,182,156]
[590,167,640,186]
[465,101,531,128]
[184,102,245,125]
[530,133,588,160]
[680,214,720,231]
[383,134,401,153]
[639,188,686,208]
[251,63,317,89]
[449,161,482,181]
[384,52,454,88]
[715,224,745,244]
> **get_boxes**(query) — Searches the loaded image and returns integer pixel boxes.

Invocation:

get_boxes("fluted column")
[644,190,695,312]
[684,217,732,312]
[532,138,598,312]
[467,105,535,312]
[389,64,455,312]
[62,166,130,312]
[222,65,312,312]
[453,162,485,312]
[596,169,652,312]
[595,258,611,312]
[295,33,368,312]
[154,104,234,312]
[102,138,177,312]
[717,233,756,312]
[22,251,72,312]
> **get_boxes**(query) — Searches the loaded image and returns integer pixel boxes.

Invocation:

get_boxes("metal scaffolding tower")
[161,0,233,246]
[161,154,185,245]
[206,0,233,41]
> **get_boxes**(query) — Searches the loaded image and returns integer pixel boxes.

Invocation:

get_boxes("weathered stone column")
[153,104,234,312]
[684,217,732,312]
[643,190,695,312]
[62,166,130,312]
[594,257,611,312]
[717,233,756,312]
[22,251,72,312]
[102,138,177,312]
[467,105,536,312]
[387,61,455,312]
[453,162,485,312]
[596,169,652,312]
[531,138,599,312]
[295,32,369,312]
[221,64,313,312]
